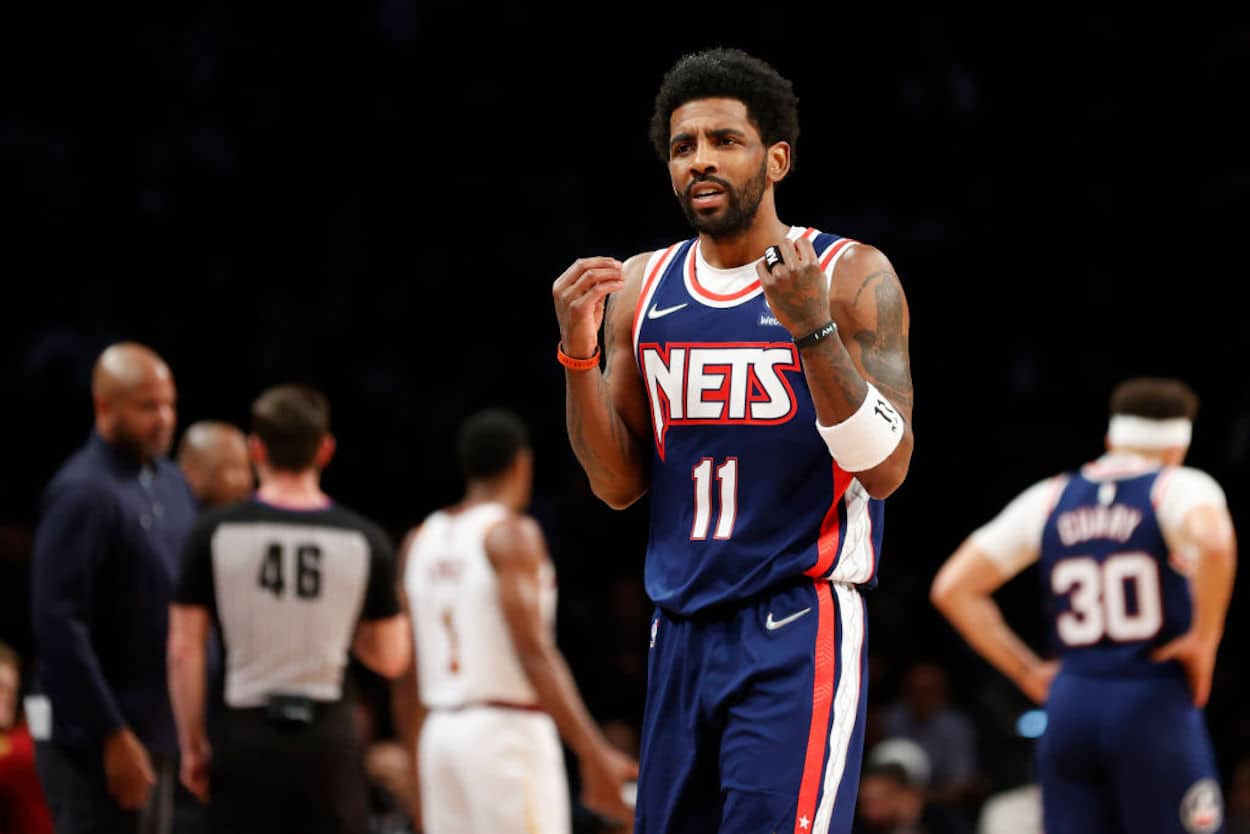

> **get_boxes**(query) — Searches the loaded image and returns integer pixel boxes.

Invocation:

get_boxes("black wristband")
[794,320,838,349]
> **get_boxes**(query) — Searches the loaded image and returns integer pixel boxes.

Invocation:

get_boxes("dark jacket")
[30,431,198,754]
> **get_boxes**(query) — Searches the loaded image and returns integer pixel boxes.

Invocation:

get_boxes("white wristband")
[815,382,904,472]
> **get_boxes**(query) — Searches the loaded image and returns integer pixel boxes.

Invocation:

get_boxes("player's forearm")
[564,371,648,509]
[797,338,912,499]
[798,331,867,425]
[935,591,1044,690]
[353,616,411,679]
[1189,543,1236,646]
[390,666,425,760]
[167,636,207,752]
[519,644,609,760]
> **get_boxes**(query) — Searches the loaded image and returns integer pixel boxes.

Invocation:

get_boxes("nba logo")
[1181,779,1222,833]
[650,618,659,648]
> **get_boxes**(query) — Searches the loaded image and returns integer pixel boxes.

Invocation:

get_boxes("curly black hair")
[649,48,800,167]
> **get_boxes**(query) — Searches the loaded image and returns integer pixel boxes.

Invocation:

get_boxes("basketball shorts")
[419,705,571,834]
[1038,670,1223,834]
[635,580,869,834]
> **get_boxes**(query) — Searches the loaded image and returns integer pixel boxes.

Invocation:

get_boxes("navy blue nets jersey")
[1040,467,1190,677]
[632,227,885,616]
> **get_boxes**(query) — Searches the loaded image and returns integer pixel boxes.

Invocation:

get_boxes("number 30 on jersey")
[1052,552,1163,645]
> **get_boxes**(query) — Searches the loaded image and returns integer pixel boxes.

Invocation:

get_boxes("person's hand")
[755,237,831,340]
[102,727,156,810]
[180,736,212,802]
[579,740,638,831]
[552,257,625,360]
[1018,660,1060,705]
[1152,631,1219,708]
[365,741,417,815]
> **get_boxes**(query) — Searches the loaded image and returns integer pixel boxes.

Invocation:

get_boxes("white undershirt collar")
[693,225,805,296]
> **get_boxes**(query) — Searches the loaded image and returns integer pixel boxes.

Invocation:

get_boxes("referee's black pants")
[208,699,369,834]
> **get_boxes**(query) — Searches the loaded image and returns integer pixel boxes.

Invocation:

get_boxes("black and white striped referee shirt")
[174,499,399,708]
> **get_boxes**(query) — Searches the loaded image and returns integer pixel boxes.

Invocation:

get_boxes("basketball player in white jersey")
[392,409,637,833]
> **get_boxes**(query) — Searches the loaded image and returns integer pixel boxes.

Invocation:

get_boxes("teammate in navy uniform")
[931,377,1236,834]
[551,48,915,834]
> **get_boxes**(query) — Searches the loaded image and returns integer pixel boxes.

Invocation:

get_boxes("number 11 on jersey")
[691,457,738,541]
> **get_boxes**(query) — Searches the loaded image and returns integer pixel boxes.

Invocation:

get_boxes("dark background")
[2,2,1248,824]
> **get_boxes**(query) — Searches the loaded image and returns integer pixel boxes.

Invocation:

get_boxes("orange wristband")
[557,343,601,371]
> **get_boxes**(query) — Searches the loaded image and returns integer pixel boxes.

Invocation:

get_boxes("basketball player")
[394,409,637,833]
[551,48,915,834]
[931,377,1236,834]
[168,384,410,834]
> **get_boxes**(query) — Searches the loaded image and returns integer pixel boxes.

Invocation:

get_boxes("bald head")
[178,421,254,507]
[92,342,171,403]
[92,342,177,462]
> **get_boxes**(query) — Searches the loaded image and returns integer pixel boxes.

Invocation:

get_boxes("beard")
[112,423,173,464]
[678,159,768,240]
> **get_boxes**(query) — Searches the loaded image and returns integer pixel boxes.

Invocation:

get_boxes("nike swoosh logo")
[647,302,688,320]
[765,607,812,631]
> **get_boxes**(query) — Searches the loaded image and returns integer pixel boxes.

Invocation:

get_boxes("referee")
[167,384,409,834]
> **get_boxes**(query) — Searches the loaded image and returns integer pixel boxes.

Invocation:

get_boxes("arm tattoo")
[807,339,869,412]
[850,271,914,411]
[852,271,885,307]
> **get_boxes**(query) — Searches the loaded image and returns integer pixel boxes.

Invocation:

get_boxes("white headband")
[1107,415,1192,449]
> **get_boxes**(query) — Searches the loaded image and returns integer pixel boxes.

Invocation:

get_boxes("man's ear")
[768,141,791,183]
[314,435,336,470]
[248,435,268,468]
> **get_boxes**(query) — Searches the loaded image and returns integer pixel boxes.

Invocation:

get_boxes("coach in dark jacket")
[30,342,198,834]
